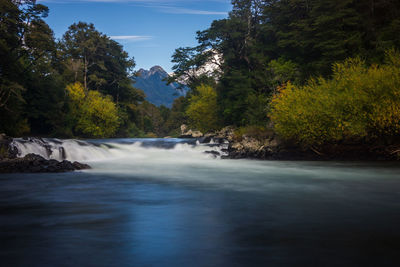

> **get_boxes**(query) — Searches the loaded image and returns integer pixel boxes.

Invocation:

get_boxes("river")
[1,138,400,266]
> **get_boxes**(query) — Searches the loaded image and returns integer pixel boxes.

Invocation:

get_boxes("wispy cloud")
[38,0,229,16]
[110,35,153,42]
[157,6,227,15]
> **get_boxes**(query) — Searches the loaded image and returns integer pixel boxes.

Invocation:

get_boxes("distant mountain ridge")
[133,66,188,108]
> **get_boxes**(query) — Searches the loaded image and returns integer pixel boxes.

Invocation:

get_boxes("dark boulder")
[199,134,215,144]
[72,161,91,170]
[0,153,91,173]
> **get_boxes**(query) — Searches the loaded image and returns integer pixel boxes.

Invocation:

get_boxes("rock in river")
[0,153,91,173]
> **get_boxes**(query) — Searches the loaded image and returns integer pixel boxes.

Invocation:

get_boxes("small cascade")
[11,138,111,162]
[10,137,229,163]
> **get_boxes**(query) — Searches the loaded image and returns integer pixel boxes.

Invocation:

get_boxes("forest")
[0,0,175,138]
[1,0,400,148]
[170,0,400,147]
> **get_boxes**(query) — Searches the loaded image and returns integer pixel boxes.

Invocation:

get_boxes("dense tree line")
[2,0,400,143]
[170,0,400,145]
[0,0,174,138]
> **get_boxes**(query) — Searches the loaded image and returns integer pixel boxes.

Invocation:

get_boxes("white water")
[10,138,399,193]
[12,138,226,162]
[3,138,400,267]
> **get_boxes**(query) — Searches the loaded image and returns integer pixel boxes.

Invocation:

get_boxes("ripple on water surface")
[1,138,400,266]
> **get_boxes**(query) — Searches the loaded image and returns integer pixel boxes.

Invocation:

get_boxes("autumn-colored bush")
[270,50,400,145]
[66,82,120,138]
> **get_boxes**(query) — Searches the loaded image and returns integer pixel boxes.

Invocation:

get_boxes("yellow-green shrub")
[186,84,219,133]
[66,82,120,138]
[270,50,400,145]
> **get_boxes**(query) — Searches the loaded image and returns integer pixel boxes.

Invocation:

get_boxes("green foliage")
[60,22,143,104]
[0,1,150,138]
[3,0,400,141]
[268,58,300,86]
[159,105,170,123]
[244,92,270,126]
[186,85,220,132]
[270,50,400,145]
[168,47,220,90]
[60,22,146,137]
[0,145,7,159]
[0,82,28,136]
[217,69,251,125]
[136,101,165,136]
[0,0,56,136]
[163,96,189,136]
[145,132,158,138]
[66,83,120,138]
[78,91,120,138]
[170,0,400,129]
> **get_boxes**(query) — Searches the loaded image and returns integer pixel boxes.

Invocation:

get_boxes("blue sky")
[38,0,231,73]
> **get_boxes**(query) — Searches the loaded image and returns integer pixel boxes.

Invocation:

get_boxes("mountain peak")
[149,65,168,76]
[150,65,164,72]
[133,65,188,108]
[137,68,149,78]
[138,66,168,79]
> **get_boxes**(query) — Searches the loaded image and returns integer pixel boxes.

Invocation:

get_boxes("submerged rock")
[204,150,221,158]
[0,153,91,173]
[199,133,215,144]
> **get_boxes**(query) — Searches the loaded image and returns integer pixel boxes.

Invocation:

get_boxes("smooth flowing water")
[1,138,400,266]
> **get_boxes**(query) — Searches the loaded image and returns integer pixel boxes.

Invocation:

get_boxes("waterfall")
[10,137,228,163]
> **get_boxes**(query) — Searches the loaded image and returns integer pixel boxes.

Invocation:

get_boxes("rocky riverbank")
[198,127,400,161]
[0,134,91,173]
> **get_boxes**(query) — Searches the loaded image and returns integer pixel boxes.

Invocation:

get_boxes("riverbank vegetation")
[270,51,400,145]
[169,0,400,149]
[1,0,400,151]
[0,0,171,138]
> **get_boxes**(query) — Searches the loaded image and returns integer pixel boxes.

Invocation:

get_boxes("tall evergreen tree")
[60,22,143,104]
[0,0,61,135]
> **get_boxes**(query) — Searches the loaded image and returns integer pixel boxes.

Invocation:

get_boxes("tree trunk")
[84,55,88,94]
